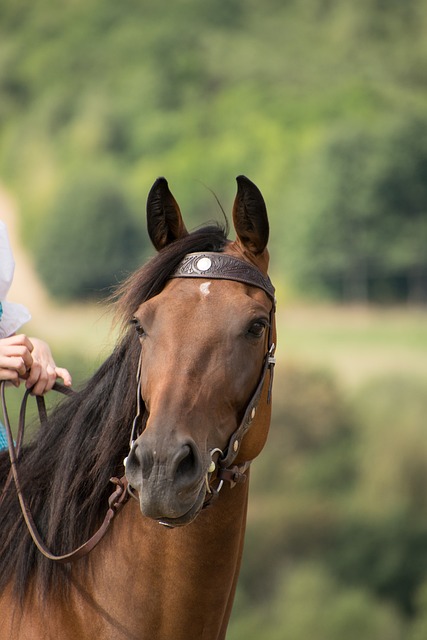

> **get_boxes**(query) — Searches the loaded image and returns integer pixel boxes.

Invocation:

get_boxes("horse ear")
[232,175,269,255]
[146,177,188,251]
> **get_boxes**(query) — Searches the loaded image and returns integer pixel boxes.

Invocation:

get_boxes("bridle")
[126,252,276,509]
[0,251,276,560]
[172,252,276,497]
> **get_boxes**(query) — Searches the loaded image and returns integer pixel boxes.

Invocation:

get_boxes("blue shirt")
[0,423,8,450]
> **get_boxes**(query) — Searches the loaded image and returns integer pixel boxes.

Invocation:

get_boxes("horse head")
[125,176,276,527]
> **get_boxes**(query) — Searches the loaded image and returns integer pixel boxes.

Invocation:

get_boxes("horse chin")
[147,487,207,529]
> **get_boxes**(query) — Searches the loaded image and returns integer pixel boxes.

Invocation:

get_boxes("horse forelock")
[113,223,228,329]
[0,223,229,602]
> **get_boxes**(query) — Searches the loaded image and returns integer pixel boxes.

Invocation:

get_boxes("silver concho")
[196,257,212,272]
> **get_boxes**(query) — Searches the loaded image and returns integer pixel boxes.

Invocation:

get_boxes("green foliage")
[236,364,356,605]
[35,171,146,300]
[229,365,427,637]
[353,375,427,513]
[326,512,427,616]
[290,115,427,302]
[1,0,427,299]
[229,563,403,640]
[409,581,427,640]
[254,363,356,495]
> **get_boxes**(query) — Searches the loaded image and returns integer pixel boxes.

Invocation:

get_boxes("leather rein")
[0,382,130,563]
[0,251,276,563]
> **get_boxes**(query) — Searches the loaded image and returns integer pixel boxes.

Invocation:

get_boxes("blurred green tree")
[229,563,403,640]
[294,115,427,302]
[35,171,146,300]
[232,366,427,633]
[409,581,427,640]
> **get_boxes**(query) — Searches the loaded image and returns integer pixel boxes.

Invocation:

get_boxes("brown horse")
[0,176,276,640]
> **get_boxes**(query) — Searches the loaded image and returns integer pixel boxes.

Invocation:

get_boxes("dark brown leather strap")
[171,252,275,302]
[1,383,75,505]
[218,341,275,470]
[217,462,250,488]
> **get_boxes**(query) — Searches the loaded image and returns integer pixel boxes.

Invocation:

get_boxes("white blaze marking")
[200,282,211,297]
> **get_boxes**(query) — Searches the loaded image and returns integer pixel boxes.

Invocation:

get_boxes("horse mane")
[0,223,228,601]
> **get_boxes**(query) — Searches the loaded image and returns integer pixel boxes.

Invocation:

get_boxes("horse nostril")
[126,443,155,480]
[175,444,198,479]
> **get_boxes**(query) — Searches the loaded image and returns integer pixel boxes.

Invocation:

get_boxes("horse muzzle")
[124,434,208,526]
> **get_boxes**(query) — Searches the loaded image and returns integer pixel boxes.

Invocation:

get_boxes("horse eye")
[247,320,267,338]
[131,317,146,337]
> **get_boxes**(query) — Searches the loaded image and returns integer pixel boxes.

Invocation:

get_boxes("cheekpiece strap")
[171,252,275,302]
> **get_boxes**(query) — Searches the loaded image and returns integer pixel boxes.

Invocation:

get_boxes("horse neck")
[69,479,250,640]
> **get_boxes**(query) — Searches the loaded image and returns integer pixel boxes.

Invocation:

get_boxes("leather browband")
[171,252,275,302]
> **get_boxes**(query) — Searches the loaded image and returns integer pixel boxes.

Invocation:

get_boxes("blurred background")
[1,0,427,637]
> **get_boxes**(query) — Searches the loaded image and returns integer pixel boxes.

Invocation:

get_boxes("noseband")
[127,251,276,506]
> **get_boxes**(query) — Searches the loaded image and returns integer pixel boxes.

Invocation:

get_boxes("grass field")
[279,304,427,388]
